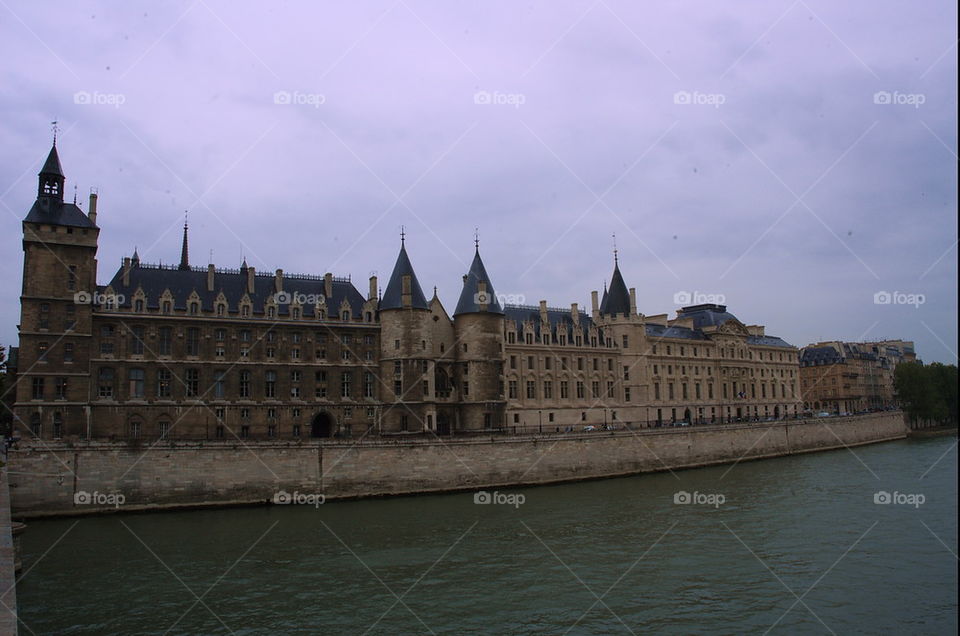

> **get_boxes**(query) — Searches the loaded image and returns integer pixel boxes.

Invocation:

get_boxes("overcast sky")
[1,1,956,363]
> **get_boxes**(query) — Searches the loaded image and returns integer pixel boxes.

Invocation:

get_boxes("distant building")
[799,340,917,413]
[14,141,801,440]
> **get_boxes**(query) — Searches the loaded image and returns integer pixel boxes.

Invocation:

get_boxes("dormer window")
[162,301,172,314]
[189,302,199,315]
[135,299,144,312]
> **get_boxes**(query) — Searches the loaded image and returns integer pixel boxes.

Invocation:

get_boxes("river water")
[16,436,958,635]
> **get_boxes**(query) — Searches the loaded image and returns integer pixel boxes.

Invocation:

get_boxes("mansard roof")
[503,305,597,341]
[599,261,630,316]
[24,199,96,228]
[454,248,504,316]
[379,242,429,310]
[101,262,366,317]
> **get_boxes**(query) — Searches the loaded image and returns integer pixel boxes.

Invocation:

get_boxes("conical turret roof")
[454,248,504,316]
[599,260,630,316]
[380,241,429,310]
[40,144,64,177]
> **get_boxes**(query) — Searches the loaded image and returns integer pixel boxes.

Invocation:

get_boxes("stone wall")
[6,412,907,518]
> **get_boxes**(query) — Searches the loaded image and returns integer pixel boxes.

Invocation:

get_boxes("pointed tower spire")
[38,138,65,201]
[131,246,140,266]
[178,212,190,270]
[380,237,429,310]
[599,249,630,316]
[454,243,504,316]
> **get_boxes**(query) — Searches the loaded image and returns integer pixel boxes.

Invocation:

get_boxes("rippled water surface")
[17,436,958,634]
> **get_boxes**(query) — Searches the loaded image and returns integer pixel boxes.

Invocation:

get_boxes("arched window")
[189,302,199,315]
[341,310,350,321]
[217,303,226,316]
[135,299,144,312]
[162,301,172,314]
[29,412,41,437]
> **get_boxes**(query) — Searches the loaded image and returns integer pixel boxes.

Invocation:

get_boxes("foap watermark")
[874,490,925,508]
[74,291,126,306]
[874,291,925,308]
[673,290,726,305]
[74,90,126,108]
[873,91,925,109]
[273,90,326,108]
[74,490,125,508]
[273,490,326,508]
[473,90,526,109]
[474,490,525,508]
[674,90,725,108]
[273,291,326,305]
[674,490,725,508]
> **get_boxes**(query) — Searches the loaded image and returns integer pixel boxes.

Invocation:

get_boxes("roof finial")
[612,232,618,264]
[474,227,479,250]
[51,119,59,145]
[179,211,190,271]
[73,184,78,205]
[400,224,405,245]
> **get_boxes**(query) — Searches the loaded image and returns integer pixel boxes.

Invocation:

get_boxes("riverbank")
[907,425,958,438]
[7,411,906,518]
[1,465,18,636]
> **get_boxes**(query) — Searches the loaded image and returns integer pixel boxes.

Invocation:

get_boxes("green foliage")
[895,362,959,425]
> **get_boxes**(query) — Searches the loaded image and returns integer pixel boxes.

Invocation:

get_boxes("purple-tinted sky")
[1,1,956,362]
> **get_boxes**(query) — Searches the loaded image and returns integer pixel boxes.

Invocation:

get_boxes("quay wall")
[6,412,907,518]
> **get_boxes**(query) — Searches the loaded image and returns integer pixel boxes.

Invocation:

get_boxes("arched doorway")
[683,408,691,423]
[774,406,780,418]
[311,412,335,438]
[437,412,451,435]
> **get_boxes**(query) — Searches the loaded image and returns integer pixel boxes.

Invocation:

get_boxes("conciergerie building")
[15,141,801,441]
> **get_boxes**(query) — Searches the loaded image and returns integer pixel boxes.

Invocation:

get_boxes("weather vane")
[612,232,618,263]
[51,119,59,144]
[474,227,479,249]
[400,224,405,244]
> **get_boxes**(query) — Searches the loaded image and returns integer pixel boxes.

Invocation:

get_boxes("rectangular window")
[624,387,631,402]
[98,368,113,398]
[32,377,44,399]
[239,371,251,398]
[591,381,600,398]
[130,326,145,355]
[560,381,569,399]
[128,368,145,398]
[55,377,68,399]
[158,327,172,355]
[65,304,75,331]
[67,265,77,291]
[341,372,352,398]
[265,371,277,398]
[463,380,469,397]
[315,371,327,398]
[186,328,200,356]
[186,369,199,397]
[364,372,374,398]
[508,380,518,399]
[526,381,535,399]
[543,380,553,399]
[655,383,661,400]
[157,370,172,398]
[214,370,225,398]
[38,303,49,329]
[576,381,585,399]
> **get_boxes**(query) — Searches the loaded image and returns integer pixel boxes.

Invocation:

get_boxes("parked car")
[583,425,597,432]
[816,412,832,417]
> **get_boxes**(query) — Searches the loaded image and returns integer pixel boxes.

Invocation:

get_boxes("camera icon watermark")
[273,90,326,108]
[673,290,726,305]
[874,490,924,508]
[273,490,325,508]
[673,90,725,108]
[674,490,725,508]
[273,291,326,305]
[74,290,126,306]
[873,91,925,108]
[873,291,925,308]
[473,490,525,508]
[473,90,526,109]
[74,490,125,508]
[74,90,126,108]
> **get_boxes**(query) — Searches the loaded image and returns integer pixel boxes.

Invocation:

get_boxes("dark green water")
[16,436,958,635]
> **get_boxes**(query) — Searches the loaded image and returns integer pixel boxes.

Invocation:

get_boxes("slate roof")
[599,262,630,316]
[503,305,597,342]
[676,304,740,329]
[24,199,97,228]
[454,249,504,316]
[379,242,429,310]
[644,323,709,341]
[41,144,64,177]
[101,262,366,317]
[801,346,843,366]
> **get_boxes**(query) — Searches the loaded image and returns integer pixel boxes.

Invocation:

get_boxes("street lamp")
[538,409,542,434]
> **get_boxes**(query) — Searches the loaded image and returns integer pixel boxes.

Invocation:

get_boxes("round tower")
[378,238,436,433]
[452,246,505,431]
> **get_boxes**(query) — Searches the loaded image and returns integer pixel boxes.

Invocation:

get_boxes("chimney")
[207,264,215,292]
[571,303,579,323]
[88,191,98,225]
[275,269,283,293]
[591,290,599,316]
[324,273,333,300]
[629,288,637,316]
[368,275,377,301]
[247,266,256,294]
[122,257,131,286]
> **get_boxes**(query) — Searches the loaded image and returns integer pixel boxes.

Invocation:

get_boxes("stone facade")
[14,142,802,442]
[799,340,917,414]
